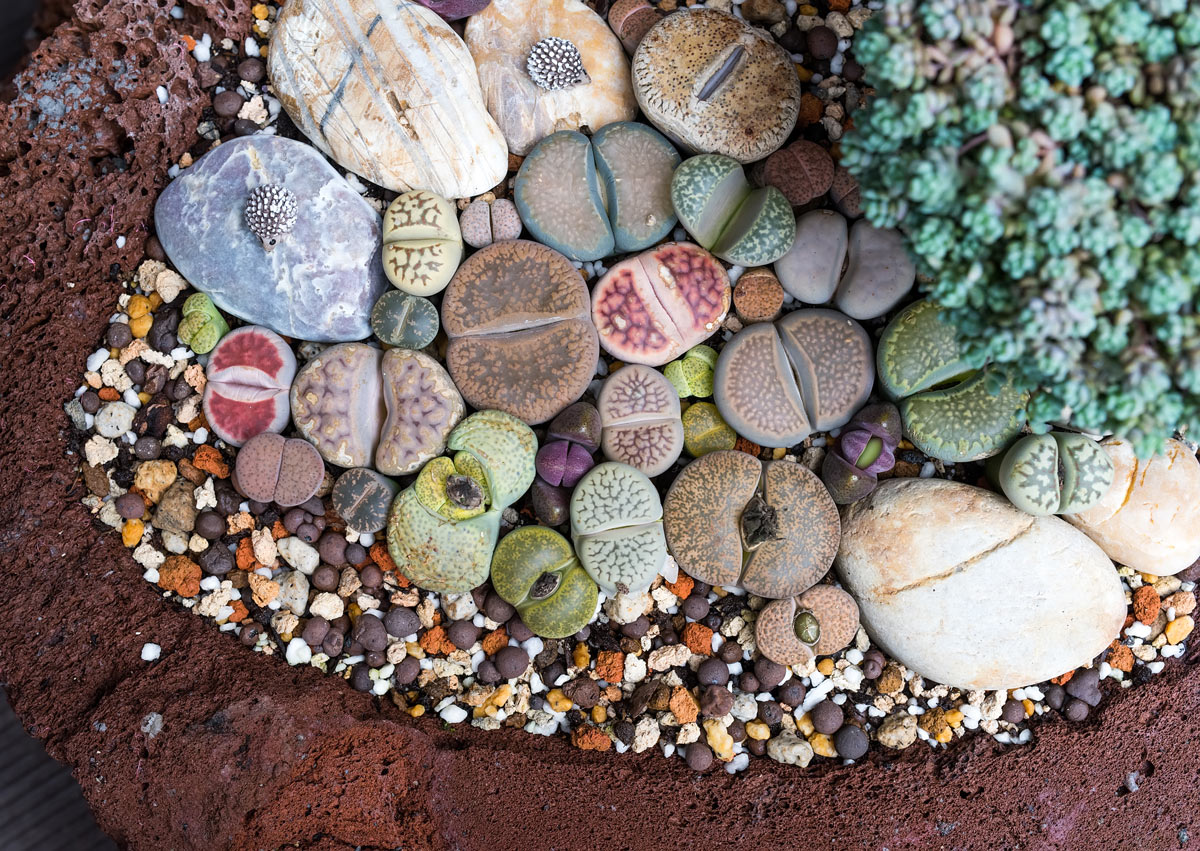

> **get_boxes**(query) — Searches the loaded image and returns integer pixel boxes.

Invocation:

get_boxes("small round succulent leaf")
[998,434,1061,516]
[1053,432,1115,514]
[569,461,662,536]
[902,369,1029,463]
[681,400,737,457]
[819,451,878,505]
[547,401,603,450]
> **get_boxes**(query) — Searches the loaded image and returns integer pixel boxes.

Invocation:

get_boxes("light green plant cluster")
[841,0,1200,456]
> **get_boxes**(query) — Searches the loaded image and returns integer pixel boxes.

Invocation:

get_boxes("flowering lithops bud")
[840,428,895,475]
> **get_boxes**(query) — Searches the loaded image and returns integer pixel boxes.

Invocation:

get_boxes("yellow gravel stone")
[745,721,771,740]
[591,706,607,724]
[795,64,813,83]
[1165,615,1194,645]
[252,2,269,19]
[409,705,425,718]
[1022,699,1035,717]
[798,4,818,13]
[572,642,590,670]
[121,518,143,547]
[817,658,835,676]
[935,727,954,744]
[703,719,734,761]
[546,688,571,712]
[809,732,838,758]
[127,295,151,319]
[944,709,964,727]
[128,314,153,338]
[795,712,815,737]
[147,292,163,310]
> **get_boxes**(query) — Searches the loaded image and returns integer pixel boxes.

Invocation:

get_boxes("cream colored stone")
[836,478,1126,691]
[1065,438,1200,577]
[269,0,507,198]
[465,0,636,156]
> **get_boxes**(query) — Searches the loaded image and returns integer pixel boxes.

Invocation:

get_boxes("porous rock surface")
[0,2,1197,849]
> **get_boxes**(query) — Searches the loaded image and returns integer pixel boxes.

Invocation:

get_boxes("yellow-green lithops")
[490,527,599,639]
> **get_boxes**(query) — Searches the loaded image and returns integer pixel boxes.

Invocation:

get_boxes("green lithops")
[682,401,737,457]
[664,345,717,398]
[877,299,1027,463]
[998,432,1115,516]
[670,154,795,266]
[370,290,439,349]
[490,527,599,639]
[569,462,667,595]
[177,292,229,354]
[387,410,536,594]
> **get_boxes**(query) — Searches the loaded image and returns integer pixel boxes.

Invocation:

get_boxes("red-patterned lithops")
[591,242,729,366]
[597,363,683,476]
[202,325,297,447]
[234,432,325,507]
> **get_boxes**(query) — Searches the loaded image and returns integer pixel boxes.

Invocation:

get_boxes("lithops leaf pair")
[177,293,229,354]
[382,190,463,296]
[491,526,599,638]
[820,402,902,505]
[663,450,840,598]
[513,123,680,260]
[290,343,464,475]
[681,401,737,457]
[202,325,296,447]
[533,401,603,526]
[755,584,860,667]
[774,210,915,321]
[442,240,599,424]
[877,300,1027,463]
[671,154,796,266]
[458,197,523,249]
[998,432,1115,516]
[663,345,717,398]
[592,242,730,366]
[370,290,440,350]
[714,309,874,448]
[332,467,400,534]
[570,462,667,594]
[234,432,325,507]
[388,410,537,593]
[597,364,683,476]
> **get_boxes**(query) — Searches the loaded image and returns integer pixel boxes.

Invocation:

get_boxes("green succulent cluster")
[841,0,1200,456]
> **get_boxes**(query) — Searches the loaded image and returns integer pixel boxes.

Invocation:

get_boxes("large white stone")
[835,478,1126,691]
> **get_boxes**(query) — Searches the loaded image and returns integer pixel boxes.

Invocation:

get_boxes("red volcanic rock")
[1,3,1198,851]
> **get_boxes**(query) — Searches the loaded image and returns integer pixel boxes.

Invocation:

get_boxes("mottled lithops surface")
[570,462,666,594]
[902,369,1027,464]
[774,210,848,304]
[632,8,800,162]
[154,136,387,342]
[714,310,874,447]
[442,240,598,424]
[1000,432,1115,517]
[331,467,399,534]
[593,121,680,252]
[381,191,463,296]
[664,451,840,599]
[592,242,730,366]
[234,433,325,508]
[597,364,683,476]
[490,526,599,639]
[377,349,465,476]
[290,343,385,469]
[755,584,859,666]
[370,290,440,350]
[514,131,615,261]
[202,326,296,447]
[177,293,228,354]
[459,197,523,249]
[671,154,795,266]
[877,300,979,399]
[835,222,915,321]
[465,0,635,156]
[681,400,737,458]
[762,140,834,207]
[269,0,507,198]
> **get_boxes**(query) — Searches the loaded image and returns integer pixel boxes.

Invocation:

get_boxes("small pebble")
[140,642,162,661]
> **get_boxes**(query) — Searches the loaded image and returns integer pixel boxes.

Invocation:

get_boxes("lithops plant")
[714,309,874,448]
[597,364,683,476]
[755,584,860,667]
[671,155,795,266]
[513,124,680,261]
[381,190,463,297]
[663,450,841,599]
[732,267,785,325]
[332,467,400,534]
[535,440,595,489]
[877,300,1028,463]
[569,461,667,594]
[490,526,599,639]
[681,401,736,457]
[234,433,325,507]
[388,410,537,593]
[775,210,915,321]
[458,197,523,249]
[632,7,800,162]
[177,293,229,354]
[443,240,599,424]
[202,325,296,447]
[762,140,834,207]
[663,345,717,398]
[608,0,662,54]
[998,433,1115,516]
[532,401,603,525]
[592,242,730,366]
[370,290,440,350]
[820,402,902,505]
[290,343,464,475]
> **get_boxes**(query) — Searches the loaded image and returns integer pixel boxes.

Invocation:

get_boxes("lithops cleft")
[202,325,296,447]
[755,584,860,666]
[663,450,840,599]
[998,432,1115,516]
[381,190,464,297]
[388,410,537,593]
[234,432,325,508]
[370,290,440,350]
[531,401,602,526]
[569,461,667,594]
[663,344,717,398]
[714,309,874,448]
[592,242,730,366]
[332,467,400,534]
[490,526,599,639]
[597,364,684,476]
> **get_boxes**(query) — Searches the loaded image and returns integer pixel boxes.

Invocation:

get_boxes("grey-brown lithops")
[458,197,523,249]
[755,584,860,666]
[442,240,599,424]
[663,450,840,599]
[332,467,400,534]
[597,364,683,476]
[631,7,800,162]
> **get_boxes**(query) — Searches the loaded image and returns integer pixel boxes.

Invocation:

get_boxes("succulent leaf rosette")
[387,410,536,594]
[842,0,1200,456]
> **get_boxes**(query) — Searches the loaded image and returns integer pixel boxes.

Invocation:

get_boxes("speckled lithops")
[569,461,667,594]
[681,400,736,457]
[332,467,400,534]
[234,432,325,507]
[999,432,1115,516]
[597,364,683,476]
[442,240,598,424]
[177,292,229,354]
[663,450,840,599]
[388,410,537,593]
[490,526,599,639]
[755,584,860,666]
[370,290,439,350]
[513,123,679,261]
[632,7,800,162]
[592,242,729,366]
[458,197,523,249]
[382,190,463,296]
[663,345,717,398]
[670,154,795,266]
[713,309,874,448]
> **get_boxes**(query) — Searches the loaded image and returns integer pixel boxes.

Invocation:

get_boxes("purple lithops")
[532,401,602,525]
[820,402,902,505]
[536,440,595,488]
[410,0,492,21]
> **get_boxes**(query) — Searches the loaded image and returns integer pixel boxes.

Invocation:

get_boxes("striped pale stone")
[269,0,508,199]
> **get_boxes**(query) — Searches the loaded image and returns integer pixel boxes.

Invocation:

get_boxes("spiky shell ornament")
[244,184,298,252]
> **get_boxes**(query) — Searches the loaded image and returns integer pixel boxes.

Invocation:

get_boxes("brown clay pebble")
[366,650,386,668]
[318,532,347,565]
[198,544,233,575]
[494,646,530,679]
[843,58,863,82]
[352,614,388,652]
[233,118,261,137]
[115,492,145,519]
[194,510,224,540]
[106,322,133,349]
[302,617,330,646]
[125,360,146,385]
[686,742,714,771]
[621,616,650,638]
[1044,684,1066,711]
[807,26,838,60]
[562,677,600,709]
[1001,699,1026,724]
[145,235,167,262]
[680,594,710,621]
[697,657,730,686]
[746,737,767,757]
[861,648,885,679]
[483,592,515,623]
[394,655,421,685]
[1064,698,1089,722]
[322,631,345,657]
[212,89,245,118]
[311,564,340,592]
[240,624,261,646]
[349,664,373,692]
[834,723,869,759]
[733,268,785,323]
[80,390,102,414]
[718,640,743,664]
[739,672,759,693]
[811,699,844,734]
[507,618,534,642]
[237,58,265,82]
[384,607,420,638]
[477,660,501,684]
[700,684,734,717]
[447,620,480,650]
[754,658,786,690]
[758,700,783,726]
[344,542,367,565]
[359,563,383,589]
[133,436,162,460]
[727,720,746,743]
[777,680,806,708]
